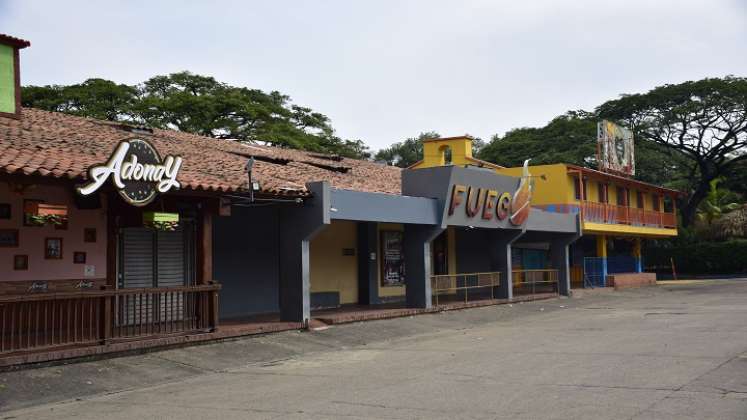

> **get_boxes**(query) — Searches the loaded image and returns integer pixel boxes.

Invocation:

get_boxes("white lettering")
[158,156,183,193]
[77,140,183,200]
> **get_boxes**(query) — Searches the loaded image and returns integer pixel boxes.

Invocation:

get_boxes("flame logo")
[509,159,532,225]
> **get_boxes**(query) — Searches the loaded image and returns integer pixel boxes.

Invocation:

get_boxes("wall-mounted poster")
[380,230,405,287]
[73,251,86,264]
[13,254,28,270]
[44,237,63,259]
[0,229,19,247]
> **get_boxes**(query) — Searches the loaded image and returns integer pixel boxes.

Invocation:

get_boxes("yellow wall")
[310,220,359,304]
[413,136,473,168]
[310,222,460,304]
[498,163,676,237]
[496,164,574,205]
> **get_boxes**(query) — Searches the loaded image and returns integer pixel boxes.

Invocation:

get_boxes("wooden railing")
[431,272,501,305]
[0,284,220,355]
[581,201,676,228]
[512,269,559,295]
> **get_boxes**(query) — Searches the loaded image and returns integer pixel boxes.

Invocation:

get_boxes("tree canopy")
[597,76,747,226]
[477,111,597,168]
[373,131,440,167]
[22,72,370,159]
[476,111,689,188]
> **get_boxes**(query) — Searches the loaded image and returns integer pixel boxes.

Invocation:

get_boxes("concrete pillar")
[357,222,379,305]
[488,230,524,300]
[278,182,329,324]
[551,234,579,296]
[403,225,444,308]
[632,237,643,273]
[596,234,608,286]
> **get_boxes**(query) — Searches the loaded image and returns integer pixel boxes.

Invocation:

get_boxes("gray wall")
[213,206,280,319]
[454,228,494,273]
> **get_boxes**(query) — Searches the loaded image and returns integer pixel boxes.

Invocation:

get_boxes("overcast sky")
[2,0,746,151]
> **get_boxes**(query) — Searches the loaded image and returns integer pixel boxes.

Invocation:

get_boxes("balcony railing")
[0,284,220,356]
[431,272,501,306]
[581,201,676,229]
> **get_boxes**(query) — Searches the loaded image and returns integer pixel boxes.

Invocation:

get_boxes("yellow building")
[411,135,679,288]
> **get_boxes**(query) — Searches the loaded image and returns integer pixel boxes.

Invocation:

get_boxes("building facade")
[0,34,671,367]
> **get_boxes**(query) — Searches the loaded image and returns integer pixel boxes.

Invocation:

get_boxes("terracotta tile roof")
[0,108,402,196]
[0,34,31,49]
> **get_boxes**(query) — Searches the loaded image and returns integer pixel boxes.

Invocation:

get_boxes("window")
[616,187,629,206]
[663,195,674,213]
[652,193,660,211]
[636,191,644,209]
[438,145,452,165]
[574,178,587,200]
[597,183,608,203]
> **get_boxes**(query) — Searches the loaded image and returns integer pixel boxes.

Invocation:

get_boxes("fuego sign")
[77,139,183,206]
[446,160,532,227]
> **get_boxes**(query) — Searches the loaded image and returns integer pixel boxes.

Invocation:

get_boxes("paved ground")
[2,280,747,419]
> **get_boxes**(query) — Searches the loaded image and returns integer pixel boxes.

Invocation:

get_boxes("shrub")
[645,239,747,275]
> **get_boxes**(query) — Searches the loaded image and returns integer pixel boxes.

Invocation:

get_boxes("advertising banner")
[381,230,405,287]
[598,120,635,176]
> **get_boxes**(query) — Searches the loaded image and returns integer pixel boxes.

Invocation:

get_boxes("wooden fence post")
[101,286,112,344]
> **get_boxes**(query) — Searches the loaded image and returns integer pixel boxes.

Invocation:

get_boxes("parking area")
[2,280,747,419]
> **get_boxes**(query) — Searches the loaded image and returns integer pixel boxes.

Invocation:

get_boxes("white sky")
[1,0,746,151]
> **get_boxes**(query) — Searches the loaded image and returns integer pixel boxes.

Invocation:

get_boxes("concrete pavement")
[2,280,747,419]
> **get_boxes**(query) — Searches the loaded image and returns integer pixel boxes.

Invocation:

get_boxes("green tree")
[374,131,440,167]
[597,76,747,226]
[22,78,138,121]
[478,111,597,167]
[696,178,742,226]
[22,72,369,159]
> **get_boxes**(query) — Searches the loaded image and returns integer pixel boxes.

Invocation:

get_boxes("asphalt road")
[2,280,747,419]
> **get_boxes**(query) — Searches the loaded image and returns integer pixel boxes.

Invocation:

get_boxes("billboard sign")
[598,120,634,176]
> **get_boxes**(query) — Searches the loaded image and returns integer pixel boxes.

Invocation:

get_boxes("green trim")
[143,211,180,223]
[0,44,15,114]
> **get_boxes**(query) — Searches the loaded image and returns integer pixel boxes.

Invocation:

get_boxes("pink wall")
[0,182,107,281]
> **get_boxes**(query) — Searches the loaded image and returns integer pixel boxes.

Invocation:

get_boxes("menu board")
[381,230,405,287]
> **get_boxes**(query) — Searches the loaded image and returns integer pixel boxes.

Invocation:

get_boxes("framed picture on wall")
[73,251,86,264]
[380,230,405,287]
[0,229,19,247]
[44,237,63,259]
[0,203,10,219]
[84,228,97,243]
[13,254,28,270]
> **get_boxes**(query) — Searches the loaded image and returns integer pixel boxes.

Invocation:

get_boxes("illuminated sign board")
[77,138,183,206]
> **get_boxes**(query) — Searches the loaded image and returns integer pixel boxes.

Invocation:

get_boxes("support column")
[632,237,643,273]
[489,229,524,300]
[357,222,379,305]
[596,234,608,286]
[278,182,330,324]
[403,225,444,309]
[551,233,580,296]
